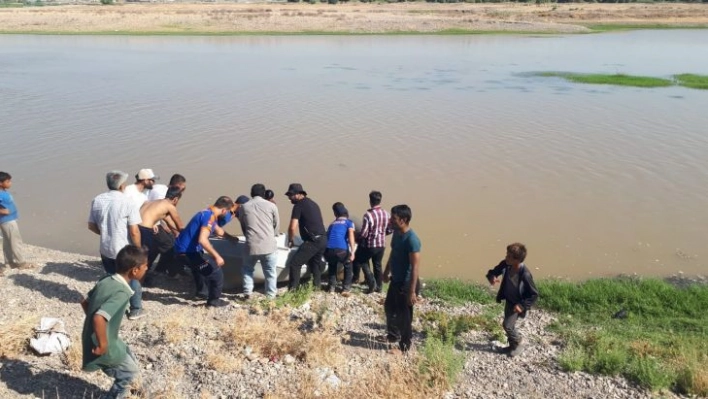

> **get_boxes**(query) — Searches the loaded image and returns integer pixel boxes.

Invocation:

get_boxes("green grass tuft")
[424,278,495,306]
[418,336,466,389]
[674,74,708,90]
[269,284,314,308]
[538,72,673,88]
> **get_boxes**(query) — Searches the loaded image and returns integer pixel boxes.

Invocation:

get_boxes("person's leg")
[398,290,413,352]
[356,247,376,292]
[101,255,117,275]
[139,226,159,287]
[242,255,257,296]
[1,222,15,266]
[1,220,26,266]
[287,241,318,291]
[324,249,338,292]
[371,247,386,292]
[205,264,224,305]
[261,252,279,298]
[502,301,521,349]
[308,239,326,290]
[128,279,143,317]
[384,283,400,342]
[102,346,140,399]
[181,253,207,297]
[342,253,353,293]
[351,245,365,283]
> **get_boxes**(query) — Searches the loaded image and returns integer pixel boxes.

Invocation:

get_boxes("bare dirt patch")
[1,3,707,34]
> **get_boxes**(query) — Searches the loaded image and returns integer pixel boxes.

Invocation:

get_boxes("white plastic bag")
[29,317,71,355]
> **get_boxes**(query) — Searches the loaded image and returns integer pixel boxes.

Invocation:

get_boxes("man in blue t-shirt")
[173,196,235,307]
[325,202,356,296]
[382,204,421,353]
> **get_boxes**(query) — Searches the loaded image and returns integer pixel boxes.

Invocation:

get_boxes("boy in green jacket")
[81,245,148,398]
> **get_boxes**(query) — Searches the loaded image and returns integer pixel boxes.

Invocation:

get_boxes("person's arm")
[88,222,100,235]
[382,253,392,284]
[273,205,280,236]
[360,214,371,240]
[91,314,109,356]
[129,224,141,247]
[408,251,420,306]
[485,261,507,285]
[520,271,539,312]
[288,205,301,247]
[0,208,9,216]
[165,204,184,231]
[347,227,356,262]
[80,298,89,314]
[198,227,224,266]
[287,219,298,248]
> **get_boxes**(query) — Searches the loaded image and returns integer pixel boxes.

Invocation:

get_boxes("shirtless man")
[139,186,185,274]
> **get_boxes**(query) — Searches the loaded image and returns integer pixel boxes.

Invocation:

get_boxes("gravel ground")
[0,244,694,398]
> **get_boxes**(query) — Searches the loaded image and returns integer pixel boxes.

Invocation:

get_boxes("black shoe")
[499,345,513,354]
[142,275,155,288]
[375,334,398,344]
[195,292,208,300]
[374,286,382,293]
[206,299,230,308]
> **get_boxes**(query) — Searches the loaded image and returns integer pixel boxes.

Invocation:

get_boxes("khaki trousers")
[1,220,25,266]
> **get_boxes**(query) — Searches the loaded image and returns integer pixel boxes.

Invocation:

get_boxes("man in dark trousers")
[353,190,392,293]
[382,204,421,353]
[284,183,326,291]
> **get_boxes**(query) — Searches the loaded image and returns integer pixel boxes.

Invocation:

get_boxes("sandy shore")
[0,243,688,398]
[1,3,707,34]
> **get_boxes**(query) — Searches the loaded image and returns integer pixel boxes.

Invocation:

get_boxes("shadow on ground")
[0,359,103,398]
[41,261,105,283]
[8,274,84,304]
[342,331,393,351]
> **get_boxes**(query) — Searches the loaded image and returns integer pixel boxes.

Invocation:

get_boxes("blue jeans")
[101,346,140,399]
[243,252,278,298]
[101,255,142,311]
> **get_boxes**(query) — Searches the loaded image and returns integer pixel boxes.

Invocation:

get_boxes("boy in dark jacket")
[485,243,539,357]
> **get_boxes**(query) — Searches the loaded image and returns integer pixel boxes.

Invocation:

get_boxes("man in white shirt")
[148,173,186,202]
[88,171,146,320]
[124,169,158,208]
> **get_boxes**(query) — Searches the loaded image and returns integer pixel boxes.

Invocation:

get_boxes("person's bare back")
[139,199,183,231]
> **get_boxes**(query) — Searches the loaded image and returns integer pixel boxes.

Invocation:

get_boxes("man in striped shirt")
[353,190,392,293]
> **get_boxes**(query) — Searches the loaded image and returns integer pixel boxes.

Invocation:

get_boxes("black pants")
[287,237,326,291]
[325,248,353,291]
[138,225,159,269]
[177,252,224,304]
[353,246,385,291]
[384,281,414,352]
[153,227,179,275]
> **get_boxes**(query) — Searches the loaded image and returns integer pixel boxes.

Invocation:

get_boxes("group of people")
[1,168,538,399]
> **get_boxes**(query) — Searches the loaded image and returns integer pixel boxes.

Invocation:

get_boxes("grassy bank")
[3,3,708,35]
[537,72,708,90]
[541,278,708,396]
[426,277,708,396]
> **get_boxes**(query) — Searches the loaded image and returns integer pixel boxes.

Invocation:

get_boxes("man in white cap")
[124,169,158,209]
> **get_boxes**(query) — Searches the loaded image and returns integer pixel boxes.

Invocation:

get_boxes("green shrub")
[419,337,465,388]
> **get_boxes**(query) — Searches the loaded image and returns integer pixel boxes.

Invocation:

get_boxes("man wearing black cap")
[284,183,326,291]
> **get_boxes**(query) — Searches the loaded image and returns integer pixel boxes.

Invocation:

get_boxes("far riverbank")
[1,3,708,35]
